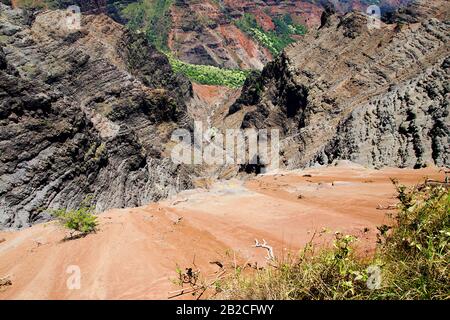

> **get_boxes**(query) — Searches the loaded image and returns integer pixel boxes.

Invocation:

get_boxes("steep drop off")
[1,1,448,230]
[0,4,193,229]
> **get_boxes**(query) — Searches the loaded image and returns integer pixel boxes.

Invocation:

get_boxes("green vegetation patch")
[167,54,251,88]
[120,0,250,87]
[235,13,307,56]
[121,0,173,51]
[52,196,98,237]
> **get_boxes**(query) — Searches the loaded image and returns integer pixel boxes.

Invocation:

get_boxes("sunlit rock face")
[227,0,449,169]
[6,1,417,69]
[0,4,194,229]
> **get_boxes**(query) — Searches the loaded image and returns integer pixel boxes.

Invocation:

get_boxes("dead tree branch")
[254,239,275,261]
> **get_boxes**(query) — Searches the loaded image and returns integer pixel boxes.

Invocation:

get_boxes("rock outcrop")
[0,4,194,229]
[227,0,449,169]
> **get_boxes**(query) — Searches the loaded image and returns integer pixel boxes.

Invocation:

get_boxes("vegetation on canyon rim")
[219,181,449,300]
[120,0,252,87]
[52,197,98,237]
[121,0,174,52]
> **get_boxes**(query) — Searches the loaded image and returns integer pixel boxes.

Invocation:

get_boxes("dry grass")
[218,181,450,300]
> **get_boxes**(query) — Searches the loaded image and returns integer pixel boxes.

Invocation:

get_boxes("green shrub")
[52,198,98,236]
[221,233,371,300]
[220,181,450,300]
[375,180,450,299]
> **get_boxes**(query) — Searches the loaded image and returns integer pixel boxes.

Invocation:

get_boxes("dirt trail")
[0,165,445,299]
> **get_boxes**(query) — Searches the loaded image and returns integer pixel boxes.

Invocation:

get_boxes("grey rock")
[227,1,450,170]
[0,5,194,229]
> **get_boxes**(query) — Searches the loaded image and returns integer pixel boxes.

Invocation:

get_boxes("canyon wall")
[227,0,449,169]
[0,4,193,228]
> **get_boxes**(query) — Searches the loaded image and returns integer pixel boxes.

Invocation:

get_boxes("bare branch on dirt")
[254,239,275,260]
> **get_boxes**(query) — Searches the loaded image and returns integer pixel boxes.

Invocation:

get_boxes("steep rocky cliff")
[1,0,448,230]
[0,4,193,229]
[169,0,272,70]
[159,0,415,69]
[7,1,417,73]
[227,0,449,169]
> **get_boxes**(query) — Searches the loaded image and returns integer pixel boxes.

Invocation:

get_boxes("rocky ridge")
[7,1,418,71]
[0,4,194,229]
[167,0,415,69]
[227,0,449,169]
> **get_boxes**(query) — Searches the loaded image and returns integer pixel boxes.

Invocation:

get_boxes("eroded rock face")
[168,0,273,70]
[7,1,418,70]
[314,58,450,168]
[227,0,449,169]
[0,4,194,229]
[167,0,415,69]
[386,0,450,23]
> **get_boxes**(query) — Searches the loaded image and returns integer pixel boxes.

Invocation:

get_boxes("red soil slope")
[0,165,445,299]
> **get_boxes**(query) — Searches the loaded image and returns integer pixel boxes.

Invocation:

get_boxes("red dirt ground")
[0,165,445,299]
